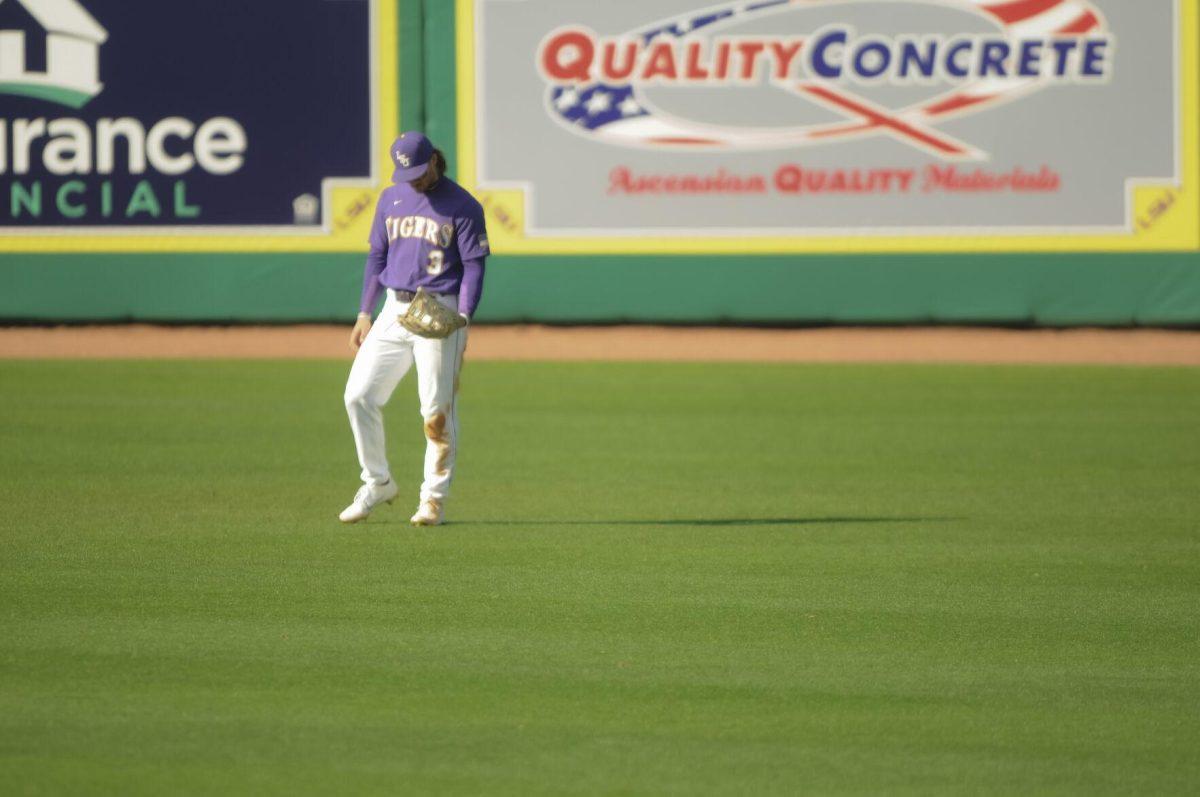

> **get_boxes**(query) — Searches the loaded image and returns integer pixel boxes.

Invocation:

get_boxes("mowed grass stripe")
[0,361,1197,795]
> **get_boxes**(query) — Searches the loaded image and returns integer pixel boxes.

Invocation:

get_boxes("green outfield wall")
[1,0,1198,326]
[2,252,1200,326]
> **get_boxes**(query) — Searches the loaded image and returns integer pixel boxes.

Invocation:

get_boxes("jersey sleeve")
[458,256,486,318]
[456,201,490,261]
[367,193,390,252]
[360,193,390,314]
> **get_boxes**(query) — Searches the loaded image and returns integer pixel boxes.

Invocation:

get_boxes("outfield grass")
[0,360,1197,795]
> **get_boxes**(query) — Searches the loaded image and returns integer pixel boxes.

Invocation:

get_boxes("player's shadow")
[465,516,956,527]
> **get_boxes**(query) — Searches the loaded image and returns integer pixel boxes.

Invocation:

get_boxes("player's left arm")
[456,203,491,320]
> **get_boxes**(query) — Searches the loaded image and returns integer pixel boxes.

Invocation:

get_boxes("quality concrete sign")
[459,0,1198,254]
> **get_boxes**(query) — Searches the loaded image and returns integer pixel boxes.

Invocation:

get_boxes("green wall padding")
[3,252,1198,326]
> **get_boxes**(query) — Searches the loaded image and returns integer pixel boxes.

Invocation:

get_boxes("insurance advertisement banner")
[0,0,396,252]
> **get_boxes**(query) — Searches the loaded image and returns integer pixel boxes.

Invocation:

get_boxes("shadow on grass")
[456,516,958,527]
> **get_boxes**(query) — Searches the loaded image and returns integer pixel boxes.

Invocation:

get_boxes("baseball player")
[340,132,489,526]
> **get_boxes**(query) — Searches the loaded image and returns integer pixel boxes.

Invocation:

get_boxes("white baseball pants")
[344,290,468,502]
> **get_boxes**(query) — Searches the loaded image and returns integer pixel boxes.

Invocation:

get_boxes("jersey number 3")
[426,250,445,276]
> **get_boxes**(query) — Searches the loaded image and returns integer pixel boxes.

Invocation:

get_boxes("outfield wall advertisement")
[1,0,1199,325]
[0,0,398,252]
[461,0,1199,254]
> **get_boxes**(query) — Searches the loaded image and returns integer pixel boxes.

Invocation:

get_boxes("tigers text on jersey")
[367,177,490,297]
[387,216,456,248]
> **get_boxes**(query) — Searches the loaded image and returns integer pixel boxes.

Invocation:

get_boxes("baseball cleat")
[410,499,444,526]
[338,480,399,523]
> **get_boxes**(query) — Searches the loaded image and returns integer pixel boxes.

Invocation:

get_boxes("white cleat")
[338,480,400,523]
[410,498,444,526]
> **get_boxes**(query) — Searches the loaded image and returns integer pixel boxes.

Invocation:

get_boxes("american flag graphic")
[546,0,1108,160]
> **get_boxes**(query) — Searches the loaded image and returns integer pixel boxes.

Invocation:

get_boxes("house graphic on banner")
[0,0,107,107]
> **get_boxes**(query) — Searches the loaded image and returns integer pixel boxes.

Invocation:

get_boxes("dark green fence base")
[483,253,1200,327]
[0,255,363,324]
[2,252,1198,326]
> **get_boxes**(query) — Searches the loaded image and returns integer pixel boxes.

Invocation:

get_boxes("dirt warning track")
[1,325,1198,366]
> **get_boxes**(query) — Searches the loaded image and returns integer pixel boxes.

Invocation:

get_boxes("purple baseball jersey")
[360,176,490,315]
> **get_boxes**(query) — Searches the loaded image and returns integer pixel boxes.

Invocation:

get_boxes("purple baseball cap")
[391,132,434,182]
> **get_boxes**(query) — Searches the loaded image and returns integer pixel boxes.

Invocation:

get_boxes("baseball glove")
[398,288,467,339]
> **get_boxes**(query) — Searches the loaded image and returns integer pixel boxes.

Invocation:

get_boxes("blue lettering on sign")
[798,25,1114,86]
[945,40,973,78]
[897,40,938,79]
[809,27,848,79]
[853,40,892,79]
[979,41,1011,78]
[1017,41,1043,77]
[1082,39,1109,77]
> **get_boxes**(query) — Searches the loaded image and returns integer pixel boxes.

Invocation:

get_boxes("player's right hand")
[350,315,372,351]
